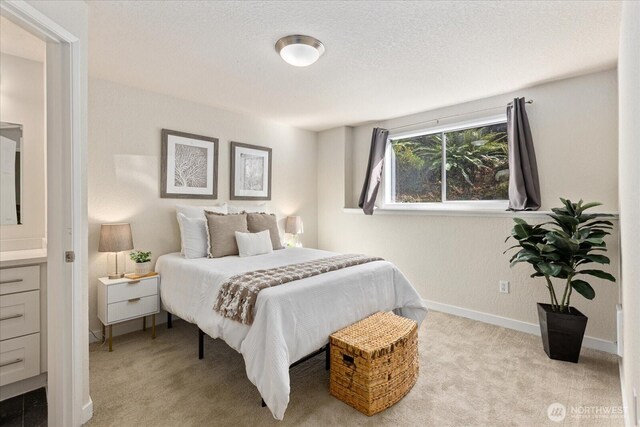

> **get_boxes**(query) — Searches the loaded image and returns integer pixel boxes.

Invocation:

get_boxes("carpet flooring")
[87,311,623,426]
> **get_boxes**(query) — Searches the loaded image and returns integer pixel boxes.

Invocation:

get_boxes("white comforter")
[156,247,427,420]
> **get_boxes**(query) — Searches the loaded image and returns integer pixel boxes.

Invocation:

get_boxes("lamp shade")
[285,216,304,235]
[98,223,133,252]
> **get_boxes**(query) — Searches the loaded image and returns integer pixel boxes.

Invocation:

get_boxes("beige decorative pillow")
[204,211,248,258]
[246,212,283,250]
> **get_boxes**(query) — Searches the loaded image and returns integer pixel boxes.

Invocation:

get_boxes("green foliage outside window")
[390,123,509,203]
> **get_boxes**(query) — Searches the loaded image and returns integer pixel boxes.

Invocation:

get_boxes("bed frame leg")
[198,328,204,359]
[167,312,173,329]
[261,398,266,408]
[325,343,330,371]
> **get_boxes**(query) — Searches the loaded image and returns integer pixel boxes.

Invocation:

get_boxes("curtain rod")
[388,99,534,132]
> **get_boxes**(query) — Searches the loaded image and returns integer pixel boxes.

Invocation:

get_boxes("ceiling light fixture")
[275,35,325,67]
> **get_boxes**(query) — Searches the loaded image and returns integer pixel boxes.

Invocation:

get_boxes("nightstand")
[97,274,159,351]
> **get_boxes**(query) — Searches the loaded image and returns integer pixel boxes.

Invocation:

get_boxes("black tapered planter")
[537,303,588,363]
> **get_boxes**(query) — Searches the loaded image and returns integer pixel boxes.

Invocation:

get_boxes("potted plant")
[129,250,152,275]
[506,199,615,363]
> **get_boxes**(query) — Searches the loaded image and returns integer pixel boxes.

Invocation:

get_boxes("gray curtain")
[507,98,541,210]
[358,127,389,215]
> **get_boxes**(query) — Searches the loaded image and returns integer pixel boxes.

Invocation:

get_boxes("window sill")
[342,207,620,219]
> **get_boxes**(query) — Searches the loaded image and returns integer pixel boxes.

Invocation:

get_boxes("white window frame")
[382,114,509,212]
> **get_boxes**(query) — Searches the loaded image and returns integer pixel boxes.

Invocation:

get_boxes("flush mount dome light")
[275,35,325,67]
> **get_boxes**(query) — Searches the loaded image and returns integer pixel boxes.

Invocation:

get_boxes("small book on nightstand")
[124,271,159,280]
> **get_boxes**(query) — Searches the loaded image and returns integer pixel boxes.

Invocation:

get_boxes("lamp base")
[108,273,125,280]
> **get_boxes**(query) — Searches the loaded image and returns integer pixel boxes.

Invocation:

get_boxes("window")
[384,117,509,209]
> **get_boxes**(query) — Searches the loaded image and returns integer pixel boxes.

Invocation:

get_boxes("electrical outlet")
[499,280,510,294]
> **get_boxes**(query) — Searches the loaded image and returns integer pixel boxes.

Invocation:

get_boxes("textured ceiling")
[88,1,621,131]
[0,16,45,63]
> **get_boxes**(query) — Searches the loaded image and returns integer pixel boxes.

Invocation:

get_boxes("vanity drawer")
[107,295,158,324]
[0,266,40,295]
[0,290,40,341]
[0,333,40,386]
[108,277,158,304]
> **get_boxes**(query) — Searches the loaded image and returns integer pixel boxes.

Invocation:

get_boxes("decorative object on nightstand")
[129,250,152,275]
[97,274,160,352]
[285,216,304,247]
[98,223,134,279]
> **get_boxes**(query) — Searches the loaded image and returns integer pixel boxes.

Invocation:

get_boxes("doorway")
[0,2,89,426]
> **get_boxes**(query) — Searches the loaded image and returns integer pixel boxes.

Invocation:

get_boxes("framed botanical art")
[230,141,272,200]
[161,129,218,199]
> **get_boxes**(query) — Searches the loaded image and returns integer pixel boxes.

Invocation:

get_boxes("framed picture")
[161,129,218,199]
[230,141,272,200]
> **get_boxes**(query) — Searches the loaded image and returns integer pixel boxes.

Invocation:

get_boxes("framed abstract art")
[161,129,219,199]
[230,141,271,200]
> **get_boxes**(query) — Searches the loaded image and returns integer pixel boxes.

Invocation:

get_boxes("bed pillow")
[176,204,227,254]
[177,213,208,259]
[246,212,283,250]
[235,230,273,257]
[205,212,248,258]
[228,203,268,214]
[176,203,227,219]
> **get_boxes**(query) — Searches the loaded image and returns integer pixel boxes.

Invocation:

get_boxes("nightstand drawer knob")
[128,298,141,303]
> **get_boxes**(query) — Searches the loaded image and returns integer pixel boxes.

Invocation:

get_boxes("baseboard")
[423,299,617,354]
[619,361,632,427]
[89,310,170,343]
[82,397,93,424]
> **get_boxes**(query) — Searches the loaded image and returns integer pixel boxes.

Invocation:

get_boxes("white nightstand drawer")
[0,333,40,386]
[0,266,40,295]
[0,290,40,341]
[107,277,158,304]
[108,294,158,324]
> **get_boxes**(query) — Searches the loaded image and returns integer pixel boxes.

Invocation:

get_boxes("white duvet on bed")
[156,247,427,420]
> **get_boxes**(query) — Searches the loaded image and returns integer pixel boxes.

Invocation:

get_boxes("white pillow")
[228,203,268,214]
[176,204,227,254]
[177,213,208,259]
[235,230,273,257]
[176,203,227,219]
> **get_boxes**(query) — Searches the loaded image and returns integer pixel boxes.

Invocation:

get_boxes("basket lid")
[330,311,417,356]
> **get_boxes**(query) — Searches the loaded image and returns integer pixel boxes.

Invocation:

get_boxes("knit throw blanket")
[213,254,383,325]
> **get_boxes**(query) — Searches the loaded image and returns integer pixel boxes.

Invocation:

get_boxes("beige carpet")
[87,311,623,427]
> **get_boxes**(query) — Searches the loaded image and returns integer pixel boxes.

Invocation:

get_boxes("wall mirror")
[0,122,23,225]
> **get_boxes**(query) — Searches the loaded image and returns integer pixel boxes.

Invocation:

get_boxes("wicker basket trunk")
[329,311,419,416]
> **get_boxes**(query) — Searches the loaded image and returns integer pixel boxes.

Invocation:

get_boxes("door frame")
[0,1,88,426]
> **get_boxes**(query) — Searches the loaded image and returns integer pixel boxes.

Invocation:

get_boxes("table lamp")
[285,216,304,247]
[99,223,133,279]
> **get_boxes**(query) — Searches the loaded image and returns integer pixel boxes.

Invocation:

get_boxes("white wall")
[318,70,620,343]
[618,2,640,426]
[0,53,46,251]
[88,78,318,333]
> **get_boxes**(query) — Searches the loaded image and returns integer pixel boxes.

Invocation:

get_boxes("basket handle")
[342,354,354,364]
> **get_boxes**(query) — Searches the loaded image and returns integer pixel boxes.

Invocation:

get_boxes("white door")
[46,40,76,427]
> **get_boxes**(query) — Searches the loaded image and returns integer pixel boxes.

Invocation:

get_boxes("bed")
[156,247,427,420]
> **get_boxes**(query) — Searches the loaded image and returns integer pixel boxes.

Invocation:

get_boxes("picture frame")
[161,129,218,199]
[230,141,272,200]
